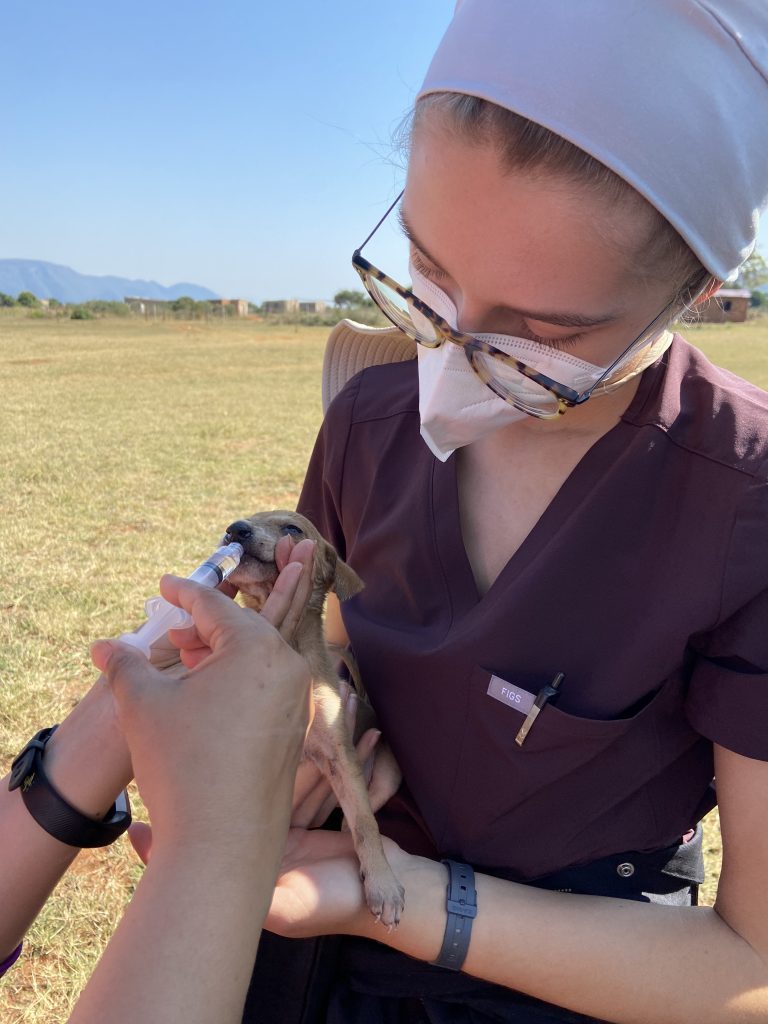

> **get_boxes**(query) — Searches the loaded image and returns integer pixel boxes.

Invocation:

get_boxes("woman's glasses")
[351,191,672,419]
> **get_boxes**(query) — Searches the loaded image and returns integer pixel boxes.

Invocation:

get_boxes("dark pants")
[242,827,704,1024]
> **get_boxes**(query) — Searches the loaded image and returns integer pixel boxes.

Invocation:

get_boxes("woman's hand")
[124,539,317,863]
[91,573,311,852]
[128,687,404,863]
[165,535,316,670]
[127,823,417,943]
[264,827,416,940]
[148,580,239,673]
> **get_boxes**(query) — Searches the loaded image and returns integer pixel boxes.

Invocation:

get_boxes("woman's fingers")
[367,739,403,813]
[357,728,382,777]
[345,689,358,737]
[147,633,183,671]
[290,755,336,828]
[292,774,336,828]
[164,581,238,661]
[261,539,315,640]
[349,691,378,744]
[275,540,315,640]
[274,534,296,573]
[128,821,154,866]
[166,622,201,651]
[217,579,239,600]
[178,643,214,670]
[307,793,342,829]
[159,575,273,650]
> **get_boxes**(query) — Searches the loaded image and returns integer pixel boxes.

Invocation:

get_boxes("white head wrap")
[417,0,768,282]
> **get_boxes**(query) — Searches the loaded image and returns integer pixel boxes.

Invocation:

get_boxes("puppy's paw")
[364,875,406,931]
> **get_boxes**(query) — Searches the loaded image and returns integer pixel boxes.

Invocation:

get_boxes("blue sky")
[2,1,765,303]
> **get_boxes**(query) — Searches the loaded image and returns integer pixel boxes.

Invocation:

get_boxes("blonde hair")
[411,93,715,312]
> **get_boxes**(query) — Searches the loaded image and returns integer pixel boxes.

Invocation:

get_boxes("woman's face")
[403,116,676,367]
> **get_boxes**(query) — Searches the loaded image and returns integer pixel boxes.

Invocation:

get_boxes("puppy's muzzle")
[223,519,278,568]
[224,520,254,543]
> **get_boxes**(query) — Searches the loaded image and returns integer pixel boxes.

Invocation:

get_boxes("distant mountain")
[0,259,219,303]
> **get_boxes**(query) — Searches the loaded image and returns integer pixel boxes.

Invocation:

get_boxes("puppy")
[223,510,405,929]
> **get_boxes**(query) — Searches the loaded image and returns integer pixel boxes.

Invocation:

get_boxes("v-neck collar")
[430,346,670,618]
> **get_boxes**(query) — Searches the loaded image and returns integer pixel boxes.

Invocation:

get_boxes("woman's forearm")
[69,804,296,1024]
[0,678,131,958]
[357,857,768,1024]
[67,846,266,1024]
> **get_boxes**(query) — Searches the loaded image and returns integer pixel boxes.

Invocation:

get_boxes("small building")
[209,298,249,317]
[262,299,300,314]
[124,296,172,316]
[698,288,751,323]
[298,300,327,314]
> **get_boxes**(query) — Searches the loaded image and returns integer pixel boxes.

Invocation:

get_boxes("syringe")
[119,542,244,657]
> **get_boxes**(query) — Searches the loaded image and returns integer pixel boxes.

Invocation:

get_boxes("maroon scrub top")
[297,335,768,880]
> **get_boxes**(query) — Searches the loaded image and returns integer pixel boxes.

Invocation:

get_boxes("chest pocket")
[437,665,703,879]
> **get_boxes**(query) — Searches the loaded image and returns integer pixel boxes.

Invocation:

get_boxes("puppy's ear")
[311,538,364,602]
[332,556,364,602]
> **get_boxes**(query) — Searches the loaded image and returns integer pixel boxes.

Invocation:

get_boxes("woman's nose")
[456,297,523,337]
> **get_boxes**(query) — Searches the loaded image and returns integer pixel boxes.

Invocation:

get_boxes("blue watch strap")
[430,859,477,971]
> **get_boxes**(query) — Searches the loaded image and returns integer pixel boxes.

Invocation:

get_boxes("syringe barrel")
[119,541,245,658]
[187,542,244,586]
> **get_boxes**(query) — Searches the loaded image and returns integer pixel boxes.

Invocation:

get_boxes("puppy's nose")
[225,520,253,542]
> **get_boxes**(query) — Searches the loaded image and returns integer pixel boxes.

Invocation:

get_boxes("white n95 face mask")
[410,262,667,461]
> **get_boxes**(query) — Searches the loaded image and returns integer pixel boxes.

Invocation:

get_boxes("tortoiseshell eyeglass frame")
[352,190,672,419]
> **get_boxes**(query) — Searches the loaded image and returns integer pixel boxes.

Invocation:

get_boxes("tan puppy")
[223,510,405,929]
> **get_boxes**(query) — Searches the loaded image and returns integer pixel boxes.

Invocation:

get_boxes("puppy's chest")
[310,675,343,706]
[294,635,344,720]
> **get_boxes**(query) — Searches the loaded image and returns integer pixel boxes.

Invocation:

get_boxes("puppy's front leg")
[305,684,405,930]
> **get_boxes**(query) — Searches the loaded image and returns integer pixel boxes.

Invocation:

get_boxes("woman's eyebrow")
[398,208,622,329]
[398,208,449,272]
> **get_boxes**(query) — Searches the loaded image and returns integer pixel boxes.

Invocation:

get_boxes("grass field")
[0,314,766,1019]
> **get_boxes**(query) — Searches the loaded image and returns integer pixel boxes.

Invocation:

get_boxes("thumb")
[128,821,154,865]
[90,639,166,698]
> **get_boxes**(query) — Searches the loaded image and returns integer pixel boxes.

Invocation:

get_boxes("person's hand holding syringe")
[119,543,244,657]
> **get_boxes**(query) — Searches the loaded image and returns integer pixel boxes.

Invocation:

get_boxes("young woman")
[246,2,768,1022]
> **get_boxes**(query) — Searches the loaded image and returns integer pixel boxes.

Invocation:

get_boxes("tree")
[70,305,94,320]
[17,291,40,307]
[0,292,16,307]
[734,251,768,291]
[731,251,768,310]
[83,300,130,317]
[333,289,373,309]
[170,296,199,316]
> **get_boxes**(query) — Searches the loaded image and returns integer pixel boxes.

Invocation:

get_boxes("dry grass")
[0,317,328,1019]
[0,314,765,1017]
[680,315,768,389]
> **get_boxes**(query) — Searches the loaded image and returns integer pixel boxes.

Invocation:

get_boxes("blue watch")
[430,859,477,971]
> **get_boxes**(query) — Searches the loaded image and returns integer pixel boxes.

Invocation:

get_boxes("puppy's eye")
[280,524,303,537]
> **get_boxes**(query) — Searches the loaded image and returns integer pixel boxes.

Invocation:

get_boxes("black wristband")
[430,859,477,971]
[9,726,131,849]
